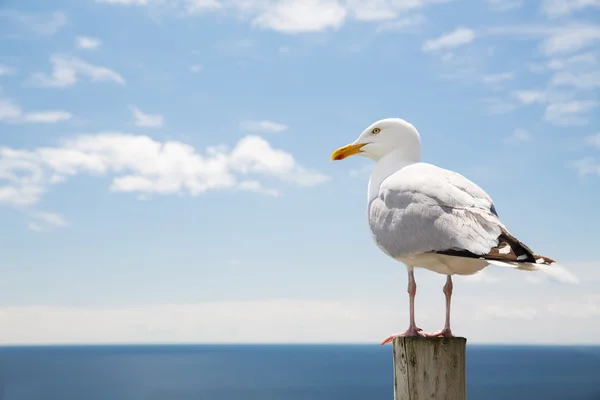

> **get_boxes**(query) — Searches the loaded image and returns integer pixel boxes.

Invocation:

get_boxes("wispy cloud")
[129,106,164,128]
[96,0,452,34]
[239,120,288,133]
[487,0,523,12]
[0,65,16,76]
[0,99,72,124]
[375,14,426,33]
[96,0,149,5]
[541,0,600,17]
[1,287,598,344]
[547,52,598,70]
[513,89,549,105]
[511,44,599,128]
[550,70,600,89]
[422,28,475,53]
[475,305,539,321]
[27,211,68,232]
[544,100,598,125]
[0,10,67,36]
[483,98,516,114]
[29,54,125,88]
[482,71,515,84]
[585,134,600,148]
[76,36,102,50]
[540,24,600,56]
[190,64,203,73]
[462,270,501,283]
[186,0,223,13]
[251,0,347,33]
[487,24,600,56]
[505,128,533,143]
[572,157,600,177]
[0,132,329,208]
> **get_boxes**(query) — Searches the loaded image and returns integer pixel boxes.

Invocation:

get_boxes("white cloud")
[487,0,523,12]
[0,132,329,207]
[22,112,73,123]
[0,65,16,76]
[422,28,475,53]
[345,0,400,21]
[30,54,125,88]
[27,211,68,232]
[547,51,598,70]
[344,0,447,23]
[186,0,223,13]
[34,211,67,226]
[513,89,549,104]
[482,98,516,115]
[487,24,600,56]
[96,0,150,4]
[190,64,203,73]
[0,300,393,345]
[547,295,600,319]
[505,128,533,143]
[541,0,600,17]
[27,222,44,232]
[0,282,598,344]
[76,36,102,50]
[544,100,598,125]
[239,120,288,133]
[511,88,598,126]
[572,157,600,177]
[461,269,501,283]
[237,179,280,196]
[540,24,600,56]
[95,0,450,33]
[550,70,600,89]
[0,10,67,36]
[251,0,347,33]
[585,134,600,148]
[375,14,427,33]
[475,305,539,320]
[130,106,164,128]
[482,71,515,84]
[0,99,72,124]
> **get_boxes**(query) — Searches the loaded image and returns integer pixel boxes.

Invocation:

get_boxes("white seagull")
[330,118,578,345]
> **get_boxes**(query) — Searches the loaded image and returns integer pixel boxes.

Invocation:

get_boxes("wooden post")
[392,337,467,400]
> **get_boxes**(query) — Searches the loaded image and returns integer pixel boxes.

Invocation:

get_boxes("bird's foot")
[380,326,425,345]
[423,328,454,338]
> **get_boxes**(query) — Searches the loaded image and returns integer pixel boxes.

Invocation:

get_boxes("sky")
[0,0,599,345]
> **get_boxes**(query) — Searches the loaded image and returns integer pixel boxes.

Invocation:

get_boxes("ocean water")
[0,344,599,400]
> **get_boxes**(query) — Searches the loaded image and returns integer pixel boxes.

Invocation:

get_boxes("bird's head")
[330,118,421,163]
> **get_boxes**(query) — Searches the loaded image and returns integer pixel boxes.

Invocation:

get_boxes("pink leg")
[380,268,425,345]
[424,275,454,338]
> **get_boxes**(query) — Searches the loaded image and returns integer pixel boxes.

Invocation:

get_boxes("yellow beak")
[330,143,366,161]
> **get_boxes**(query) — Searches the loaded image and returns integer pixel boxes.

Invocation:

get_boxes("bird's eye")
[372,127,381,134]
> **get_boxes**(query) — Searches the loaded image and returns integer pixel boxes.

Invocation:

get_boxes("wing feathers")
[433,228,555,265]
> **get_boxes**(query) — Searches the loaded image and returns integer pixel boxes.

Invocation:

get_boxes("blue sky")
[1,0,599,345]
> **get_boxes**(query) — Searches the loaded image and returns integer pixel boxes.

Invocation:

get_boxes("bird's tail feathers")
[486,259,579,284]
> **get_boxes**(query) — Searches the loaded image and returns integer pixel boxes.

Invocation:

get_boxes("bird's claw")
[380,326,426,345]
[422,328,454,338]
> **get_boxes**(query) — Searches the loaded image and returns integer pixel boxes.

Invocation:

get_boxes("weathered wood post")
[392,337,467,400]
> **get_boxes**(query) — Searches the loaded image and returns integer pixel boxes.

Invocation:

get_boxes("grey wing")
[368,163,536,262]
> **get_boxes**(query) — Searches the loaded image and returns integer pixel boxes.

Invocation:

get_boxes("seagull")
[330,118,578,345]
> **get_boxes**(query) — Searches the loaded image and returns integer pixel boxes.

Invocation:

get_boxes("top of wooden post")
[392,337,467,400]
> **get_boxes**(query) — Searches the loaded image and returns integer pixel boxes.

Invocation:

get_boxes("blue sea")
[0,344,599,400]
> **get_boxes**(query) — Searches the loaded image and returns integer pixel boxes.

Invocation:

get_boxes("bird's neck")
[368,149,419,202]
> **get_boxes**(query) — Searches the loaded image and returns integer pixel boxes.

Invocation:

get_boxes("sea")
[0,344,599,400]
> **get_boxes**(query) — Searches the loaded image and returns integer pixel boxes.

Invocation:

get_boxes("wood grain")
[392,336,467,400]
